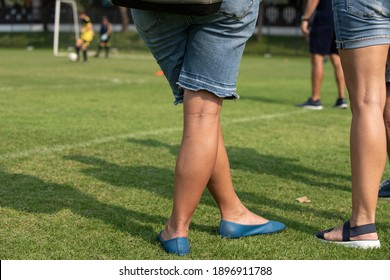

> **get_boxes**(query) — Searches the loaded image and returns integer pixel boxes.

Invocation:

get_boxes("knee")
[311,59,323,69]
[184,89,222,118]
[351,96,384,117]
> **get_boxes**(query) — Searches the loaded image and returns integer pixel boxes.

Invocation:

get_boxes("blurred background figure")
[95,16,112,59]
[297,0,346,110]
[75,11,94,63]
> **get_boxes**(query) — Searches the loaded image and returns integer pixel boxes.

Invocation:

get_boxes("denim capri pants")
[131,0,260,104]
[332,0,390,49]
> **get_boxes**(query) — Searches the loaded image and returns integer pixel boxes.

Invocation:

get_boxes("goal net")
[53,0,79,56]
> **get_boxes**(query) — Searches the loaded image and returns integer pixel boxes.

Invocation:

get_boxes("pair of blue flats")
[158,220,286,256]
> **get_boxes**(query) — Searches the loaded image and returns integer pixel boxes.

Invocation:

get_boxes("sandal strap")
[350,223,377,237]
[342,221,350,241]
[342,221,377,241]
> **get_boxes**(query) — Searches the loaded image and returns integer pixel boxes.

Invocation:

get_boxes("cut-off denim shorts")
[131,0,260,104]
[332,0,390,49]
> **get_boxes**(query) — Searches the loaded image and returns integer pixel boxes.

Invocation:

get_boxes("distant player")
[298,0,346,110]
[75,12,94,63]
[95,16,112,58]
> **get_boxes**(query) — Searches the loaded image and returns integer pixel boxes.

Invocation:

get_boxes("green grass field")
[0,48,389,260]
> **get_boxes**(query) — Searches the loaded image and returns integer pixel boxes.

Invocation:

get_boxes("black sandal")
[315,221,380,249]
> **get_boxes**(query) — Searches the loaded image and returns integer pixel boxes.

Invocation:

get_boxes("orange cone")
[154,70,164,76]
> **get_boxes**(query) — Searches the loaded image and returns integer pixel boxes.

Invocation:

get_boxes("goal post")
[53,0,79,56]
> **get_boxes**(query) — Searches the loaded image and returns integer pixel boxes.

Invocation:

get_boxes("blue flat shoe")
[157,231,190,256]
[218,220,286,238]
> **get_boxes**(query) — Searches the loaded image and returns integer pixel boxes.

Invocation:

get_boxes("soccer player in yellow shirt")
[75,12,94,63]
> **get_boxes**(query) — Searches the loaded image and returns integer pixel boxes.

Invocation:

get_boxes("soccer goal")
[53,0,79,56]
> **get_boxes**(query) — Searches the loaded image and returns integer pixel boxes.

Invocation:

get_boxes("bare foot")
[221,205,269,225]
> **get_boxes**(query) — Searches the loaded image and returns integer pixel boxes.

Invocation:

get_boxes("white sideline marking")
[0,110,309,160]
[0,87,15,92]
[55,52,155,61]
[0,79,147,92]
[225,111,308,124]
[0,127,182,160]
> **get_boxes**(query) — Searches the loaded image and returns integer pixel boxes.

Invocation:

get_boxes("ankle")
[311,96,320,102]
[220,204,247,221]
[348,218,378,241]
[163,219,189,239]
[350,216,375,227]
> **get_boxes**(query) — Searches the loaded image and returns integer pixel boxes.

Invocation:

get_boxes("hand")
[300,20,310,37]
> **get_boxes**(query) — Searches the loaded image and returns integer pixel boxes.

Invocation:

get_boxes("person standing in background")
[75,11,94,63]
[95,16,112,58]
[298,0,346,110]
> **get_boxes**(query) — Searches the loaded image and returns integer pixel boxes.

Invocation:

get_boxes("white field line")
[0,79,148,92]
[56,52,155,61]
[0,110,310,160]
[0,127,182,160]
[0,87,15,92]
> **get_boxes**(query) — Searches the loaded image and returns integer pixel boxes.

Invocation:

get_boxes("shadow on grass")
[63,154,217,235]
[128,138,350,192]
[60,138,352,234]
[240,95,296,106]
[236,191,346,233]
[0,168,164,243]
[227,146,351,192]
[63,155,176,200]
[0,166,219,246]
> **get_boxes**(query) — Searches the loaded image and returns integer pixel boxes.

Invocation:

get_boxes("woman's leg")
[384,56,390,158]
[206,125,268,225]
[323,45,388,241]
[161,89,223,240]
[161,89,276,241]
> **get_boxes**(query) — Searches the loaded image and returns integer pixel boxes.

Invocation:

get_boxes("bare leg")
[323,45,388,242]
[207,125,268,225]
[385,85,390,159]
[311,53,324,101]
[161,89,222,240]
[329,53,346,99]
[161,89,271,241]
[385,56,390,159]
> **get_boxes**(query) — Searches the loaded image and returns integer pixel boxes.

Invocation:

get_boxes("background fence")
[0,0,308,54]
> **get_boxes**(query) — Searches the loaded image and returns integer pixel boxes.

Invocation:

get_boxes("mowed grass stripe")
[1,49,389,260]
[0,110,310,160]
